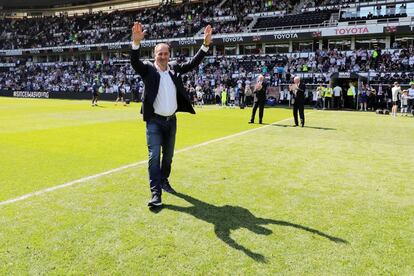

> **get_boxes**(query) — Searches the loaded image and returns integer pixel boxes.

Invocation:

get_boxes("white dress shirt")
[153,66,177,116]
[132,42,209,116]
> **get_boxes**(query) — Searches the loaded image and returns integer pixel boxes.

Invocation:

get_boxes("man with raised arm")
[130,22,212,207]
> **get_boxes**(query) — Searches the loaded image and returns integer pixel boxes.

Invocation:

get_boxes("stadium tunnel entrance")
[330,72,361,90]
[330,72,367,109]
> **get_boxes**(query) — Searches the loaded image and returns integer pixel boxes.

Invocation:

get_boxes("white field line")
[0,112,316,207]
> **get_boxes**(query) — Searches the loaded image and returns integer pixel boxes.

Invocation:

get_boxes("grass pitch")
[0,98,413,274]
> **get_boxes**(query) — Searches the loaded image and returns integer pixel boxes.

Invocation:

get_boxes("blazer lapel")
[168,71,181,94]
[147,67,160,105]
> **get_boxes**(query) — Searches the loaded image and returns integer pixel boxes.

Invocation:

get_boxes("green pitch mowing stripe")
[0,110,412,274]
[0,113,304,207]
[0,98,292,201]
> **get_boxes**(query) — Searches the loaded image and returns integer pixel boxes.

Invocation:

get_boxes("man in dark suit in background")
[290,76,306,127]
[130,22,213,207]
[248,74,267,124]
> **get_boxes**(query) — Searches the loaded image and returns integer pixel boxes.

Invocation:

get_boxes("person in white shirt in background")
[112,82,119,99]
[333,84,342,109]
[214,84,222,105]
[125,83,131,94]
[115,82,127,106]
[105,83,112,94]
[229,87,236,108]
[189,85,196,107]
[138,81,144,101]
[315,83,324,110]
[407,83,414,114]
[391,82,401,117]
[196,85,204,108]
[312,86,318,108]
[244,81,252,106]
[400,90,409,116]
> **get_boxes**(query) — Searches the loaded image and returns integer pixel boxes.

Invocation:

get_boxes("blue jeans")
[146,116,177,196]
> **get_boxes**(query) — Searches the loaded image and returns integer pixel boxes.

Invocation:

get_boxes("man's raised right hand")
[132,22,146,46]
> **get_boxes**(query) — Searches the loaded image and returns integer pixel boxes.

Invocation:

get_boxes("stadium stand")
[0,0,414,109]
[252,9,337,30]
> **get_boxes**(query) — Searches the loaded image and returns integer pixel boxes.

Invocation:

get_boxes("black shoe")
[248,121,254,124]
[301,124,304,127]
[148,194,162,207]
[259,121,263,124]
[293,124,298,127]
[162,182,176,194]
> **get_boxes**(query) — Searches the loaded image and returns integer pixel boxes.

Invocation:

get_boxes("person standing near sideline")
[324,83,333,110]
[244,80,253,106]
[91,81,99,106]
[333,84,342,109]
[359,84,368,111]
[214,84,221,105]
[130,22,213,207]
[347,82,356,109]
[290,76,306,127]
[248,75,267,124]
[196,85,204,108]
[401,90,409,116]
[391,82,401,117]
[221,87,227,107]
[238,79,245,106]
[314,83,324,110]
[407,82,414,114]
[115,81,127,106]
[229,87,235,108]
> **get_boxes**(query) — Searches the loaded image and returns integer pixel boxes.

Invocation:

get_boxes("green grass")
[0,98,413,274]
[0,98,291,201]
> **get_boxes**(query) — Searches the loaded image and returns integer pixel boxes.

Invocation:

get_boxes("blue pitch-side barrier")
[0,90,135,101]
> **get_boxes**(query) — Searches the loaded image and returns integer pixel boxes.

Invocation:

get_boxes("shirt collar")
[154,62,171,73]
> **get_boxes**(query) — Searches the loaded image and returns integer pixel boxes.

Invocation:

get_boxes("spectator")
[333,84,342,109]
[391,82,401,116]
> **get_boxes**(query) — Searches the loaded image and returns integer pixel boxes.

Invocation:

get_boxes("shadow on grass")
[270,123,336,130]
[151,192,347,262]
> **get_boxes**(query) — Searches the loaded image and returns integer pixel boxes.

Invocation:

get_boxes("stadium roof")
[0,0,147,9]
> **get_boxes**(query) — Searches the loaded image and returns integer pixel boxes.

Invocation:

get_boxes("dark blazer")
[131,47,207,121]
[293,82,306,104]
[254,82,268,103]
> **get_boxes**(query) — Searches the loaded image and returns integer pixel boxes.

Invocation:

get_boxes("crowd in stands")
[0,0,413,111]
[302,47,414,74]
[1,0,410,50]
[0,60,140,95]
[340,2,408,21]
[253,9,335,30]
[2,47,414,107]
[301,0,410,22]
[302,0,354,11]
[0,0,301,50]
[223,0,295,14]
